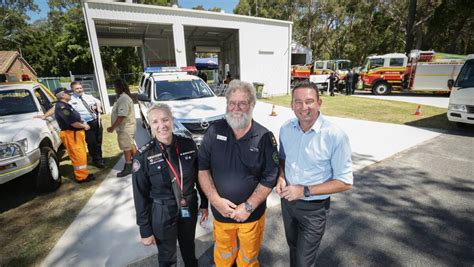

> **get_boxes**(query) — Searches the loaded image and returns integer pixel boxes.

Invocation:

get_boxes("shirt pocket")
[148,162,171,185]
[304,147,331,173]
[240,149,262,177]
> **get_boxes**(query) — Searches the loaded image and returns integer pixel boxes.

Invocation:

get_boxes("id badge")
[180,207,191,218]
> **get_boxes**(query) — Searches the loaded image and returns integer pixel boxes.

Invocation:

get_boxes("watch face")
[245,202,252,213]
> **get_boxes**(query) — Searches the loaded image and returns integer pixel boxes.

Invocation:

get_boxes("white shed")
[82,0,292,113]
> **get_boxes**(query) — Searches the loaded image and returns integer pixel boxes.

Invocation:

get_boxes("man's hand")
[275,177,287,197]
[211,197,236,218]
[281,185,304,202]
[33,115,46,120]
[107,126,114,133]
[141,235,156,246]
[84,124,91,131]
[199,208,209,224]
[230,203,251,222]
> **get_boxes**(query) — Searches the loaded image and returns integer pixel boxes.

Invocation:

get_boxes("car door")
[33,86,61,149]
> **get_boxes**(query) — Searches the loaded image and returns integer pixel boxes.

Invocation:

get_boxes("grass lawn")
[262,93,456,131]
[0,115,123,266]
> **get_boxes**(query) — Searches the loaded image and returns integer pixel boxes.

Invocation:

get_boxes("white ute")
[447,55,474,125]
[0,82,62,192]
[137,67,227,145]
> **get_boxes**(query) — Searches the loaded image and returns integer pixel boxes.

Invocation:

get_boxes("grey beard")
[225,111,252,129]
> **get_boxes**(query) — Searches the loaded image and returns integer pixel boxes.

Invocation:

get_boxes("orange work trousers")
[60,130,89,181]
[213,214,266,267]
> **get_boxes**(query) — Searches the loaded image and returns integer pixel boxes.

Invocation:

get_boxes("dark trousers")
[85,119,103,162]
[346,82,353,95]
[152,195,199,267]
[281,198,330,267]
[329,83,335,96]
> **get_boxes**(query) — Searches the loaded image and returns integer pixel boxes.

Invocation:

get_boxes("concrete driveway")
[353,91,450,108]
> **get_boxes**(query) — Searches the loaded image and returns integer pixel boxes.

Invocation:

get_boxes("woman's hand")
[141,235,156,246]
[199,208,209,224]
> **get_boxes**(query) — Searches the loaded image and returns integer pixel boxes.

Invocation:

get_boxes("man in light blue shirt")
[276,80,353,267]
[70,81,105,168]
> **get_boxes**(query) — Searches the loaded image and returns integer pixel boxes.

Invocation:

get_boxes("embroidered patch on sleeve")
[272,151,279,164]
[271,136,278,147]
[132,159,141,173]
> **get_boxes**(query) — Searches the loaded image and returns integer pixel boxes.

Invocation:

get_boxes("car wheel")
[372,81,391,95]
[35,146,61,192]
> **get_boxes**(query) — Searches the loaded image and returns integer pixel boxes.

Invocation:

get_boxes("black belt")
[299,197,330,203]
[87,119,98,124]
[153,198,177,205]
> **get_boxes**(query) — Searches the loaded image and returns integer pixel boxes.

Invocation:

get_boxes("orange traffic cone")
[414,105,422,116]
[270,104,278,116]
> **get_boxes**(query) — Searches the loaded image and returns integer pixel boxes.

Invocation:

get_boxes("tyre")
[35,146,61,192]
[372,81,391,95]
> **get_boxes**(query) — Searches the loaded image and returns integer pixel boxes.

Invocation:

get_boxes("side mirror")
[136,93,150,102]
[447,79,454,89]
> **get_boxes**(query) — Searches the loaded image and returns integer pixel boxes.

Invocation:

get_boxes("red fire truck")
[360,50,466,95]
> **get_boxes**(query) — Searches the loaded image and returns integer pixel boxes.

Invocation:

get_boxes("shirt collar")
[291,111,324,134]
[226,119,259,141]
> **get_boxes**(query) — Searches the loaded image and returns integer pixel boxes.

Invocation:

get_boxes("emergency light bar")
[144,66,197,73]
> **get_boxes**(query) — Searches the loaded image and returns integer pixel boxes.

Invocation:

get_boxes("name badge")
[180,207,191,218]
[217,134,227,141]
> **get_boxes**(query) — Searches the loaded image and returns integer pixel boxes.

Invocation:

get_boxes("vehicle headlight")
[0,142,23,159]
[16,138,28,153]
[449,104,467,112]
[173,121,193,139]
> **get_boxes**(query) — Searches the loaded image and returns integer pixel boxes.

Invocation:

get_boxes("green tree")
[0,0,38,51]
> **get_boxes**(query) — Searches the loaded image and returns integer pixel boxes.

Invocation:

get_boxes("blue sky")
[27,0,239,22]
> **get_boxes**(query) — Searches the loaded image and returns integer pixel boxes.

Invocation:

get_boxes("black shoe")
[117,163,132,177]
[77,174,96,183]
[93,159,105,169]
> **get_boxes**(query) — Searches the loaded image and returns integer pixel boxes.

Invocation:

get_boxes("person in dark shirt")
[132,103,208,267]
[327,72,337,96]
[54,87,95,183]
[198,80,279,266]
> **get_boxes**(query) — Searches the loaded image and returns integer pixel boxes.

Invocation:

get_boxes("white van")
[447,55,474,125]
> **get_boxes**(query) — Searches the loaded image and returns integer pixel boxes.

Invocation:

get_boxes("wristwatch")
[244,202,253,213]
[304,186,311,197]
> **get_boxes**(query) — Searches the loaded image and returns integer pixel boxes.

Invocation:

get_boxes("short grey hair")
[225,80,257,108]
[146,103,173,121]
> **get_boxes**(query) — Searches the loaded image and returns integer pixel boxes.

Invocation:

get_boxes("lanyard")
[160,142,183,191]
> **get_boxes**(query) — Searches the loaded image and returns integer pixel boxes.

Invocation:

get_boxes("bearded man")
[198,80,279,266]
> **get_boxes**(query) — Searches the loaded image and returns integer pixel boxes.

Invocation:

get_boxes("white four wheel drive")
[447,55,474,125]
[137,67,227,145]
[0,82,62,192]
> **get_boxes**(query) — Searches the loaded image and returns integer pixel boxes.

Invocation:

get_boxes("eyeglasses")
[228,101,249,109]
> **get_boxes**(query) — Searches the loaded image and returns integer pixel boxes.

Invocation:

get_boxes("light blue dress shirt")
[279,113,353,201]
[70,93,99,122]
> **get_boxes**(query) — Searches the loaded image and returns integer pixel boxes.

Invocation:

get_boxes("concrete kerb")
[42,100,442,267]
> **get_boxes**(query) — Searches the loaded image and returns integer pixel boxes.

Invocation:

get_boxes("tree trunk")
[447,16,467,53]
[405,0,417,54]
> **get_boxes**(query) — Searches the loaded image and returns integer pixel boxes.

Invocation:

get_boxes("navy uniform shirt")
[132,134,209,238]
[54,101,82,131]
[198,119,279,223]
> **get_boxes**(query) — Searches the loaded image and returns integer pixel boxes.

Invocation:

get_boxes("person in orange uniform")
[54,87,95,183]
[198,80,279,266]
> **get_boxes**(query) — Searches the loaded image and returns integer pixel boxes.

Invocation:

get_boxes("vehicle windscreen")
[154,79,214,101]
[337,61,352,71]
[455,60,474,88]
[0,89,38,116]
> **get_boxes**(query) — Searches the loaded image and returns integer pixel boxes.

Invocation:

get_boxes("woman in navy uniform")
[132,103,208,267]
